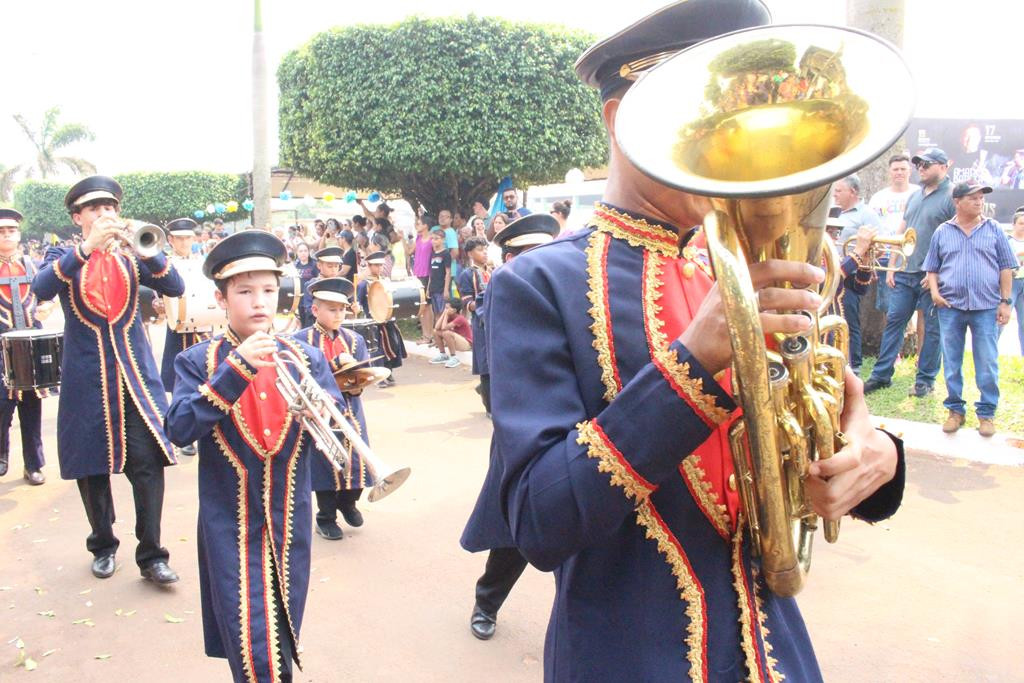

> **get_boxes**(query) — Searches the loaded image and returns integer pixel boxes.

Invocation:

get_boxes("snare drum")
[278,276,301,317]
[138,286,164,324]
[165,262,225,332]
[367,279,425,321]
[1,329,63,391]
[341,318,382,357]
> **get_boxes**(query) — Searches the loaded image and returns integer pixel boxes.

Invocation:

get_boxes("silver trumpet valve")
[273,349,410,502]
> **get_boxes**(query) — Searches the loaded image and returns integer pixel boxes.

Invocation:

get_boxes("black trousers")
[474,547,529,616]
[76,395,169,568]
[0,391,44,472]
[314,488,363,523]
[478,374,491,414]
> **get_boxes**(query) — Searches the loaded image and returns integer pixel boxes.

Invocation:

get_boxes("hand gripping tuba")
[615,25,913,596]
[274,349,410,502]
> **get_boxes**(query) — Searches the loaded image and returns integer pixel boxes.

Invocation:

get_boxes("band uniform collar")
[592,203,697,257]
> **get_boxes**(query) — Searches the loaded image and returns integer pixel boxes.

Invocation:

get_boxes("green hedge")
[11,172,249,240]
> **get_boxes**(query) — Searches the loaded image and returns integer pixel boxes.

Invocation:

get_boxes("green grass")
[862,353,1024,435]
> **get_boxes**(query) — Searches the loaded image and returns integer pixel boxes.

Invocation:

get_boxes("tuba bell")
[615,24,914,596]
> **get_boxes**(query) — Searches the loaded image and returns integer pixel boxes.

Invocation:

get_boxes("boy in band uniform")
[298,246,343,325]
[356,250,407,386]
[33,175,184,584]
[0,208,48,485]
[456,236,491,408]
[166,230,348,683]
[293,276,374,540]
[160,217,207,456]
[460,214,559,640]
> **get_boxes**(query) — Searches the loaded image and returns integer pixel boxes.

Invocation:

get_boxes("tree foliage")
[13,181,73,239]
[278,15,607,214]
[12,172,248,239]
[13,107,97,179]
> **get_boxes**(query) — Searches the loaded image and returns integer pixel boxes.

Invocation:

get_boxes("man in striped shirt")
[923,182,1017,436]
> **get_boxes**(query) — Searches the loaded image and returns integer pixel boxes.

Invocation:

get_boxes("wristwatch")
[1000,298,1012,306]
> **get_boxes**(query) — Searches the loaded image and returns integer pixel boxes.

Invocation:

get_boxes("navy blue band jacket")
[32,245,184,480]
[488,205,905,682]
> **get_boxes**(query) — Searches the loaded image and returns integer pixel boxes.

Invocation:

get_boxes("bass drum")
[164,260,225,333]
[368,278,425,321]
[341,318,382,357]
[278,275,301,317]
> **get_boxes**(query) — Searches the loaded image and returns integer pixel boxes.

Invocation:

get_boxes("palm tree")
[251,0,271,230]
[0,164,21,203]
[13,106,96,179]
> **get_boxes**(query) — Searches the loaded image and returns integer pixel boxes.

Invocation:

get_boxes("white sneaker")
[444,357,462,368]
[429,353,449,364]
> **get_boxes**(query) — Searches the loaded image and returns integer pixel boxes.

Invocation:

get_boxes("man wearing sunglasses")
[864,147,956,397]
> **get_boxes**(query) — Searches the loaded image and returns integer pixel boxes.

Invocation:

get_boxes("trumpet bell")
[126,221,166,258]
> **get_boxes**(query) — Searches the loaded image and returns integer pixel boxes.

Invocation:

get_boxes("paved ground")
[1,353,1022,682]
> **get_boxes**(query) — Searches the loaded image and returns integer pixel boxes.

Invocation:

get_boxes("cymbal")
[335,366,391,392]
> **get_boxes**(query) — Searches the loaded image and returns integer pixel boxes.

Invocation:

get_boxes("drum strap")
[0,257,35,330]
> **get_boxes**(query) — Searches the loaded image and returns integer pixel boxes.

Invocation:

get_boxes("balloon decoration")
[214,202,226,214]
[205,204,215,215]
[323,192,335,203]
[226,200,239,213]
[302,194,315,206]
[193,210,205,219]
[279,190,292,201]
[368,191,382,203]
[242,199,254,212]
[345,191,358,203]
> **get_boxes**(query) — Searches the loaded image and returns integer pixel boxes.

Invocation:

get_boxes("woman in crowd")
[293,240,318,327]
[1004,209,1024,354]
[551,199,572,233]
[486,213,509,267]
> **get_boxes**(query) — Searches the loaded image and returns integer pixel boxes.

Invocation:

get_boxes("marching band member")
[356,250,407,387]
[0,208,47,485]
[165,230,348,683]
[476,2,905,679]
[460,215,559,640]
[455,237,491,413]
[292,276,373,540]
[32,176,184,584]
[160,217,207,456]
[298,245,343,325]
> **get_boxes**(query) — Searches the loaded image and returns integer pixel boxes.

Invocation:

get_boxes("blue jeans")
[999,278,1024,354]
[937,307,999,418]
[875,260,891,312]
[868,271,942,386]
[842,288,862,369]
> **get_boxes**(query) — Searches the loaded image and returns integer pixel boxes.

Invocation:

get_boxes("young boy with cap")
[160,217,207,456]
[456,237,491,410]
[298,245,343,325]
[166,230,348,683]
[33,175,185,585]
[356,250,407,387]
[293,276,374,539]
[0,208,48,485]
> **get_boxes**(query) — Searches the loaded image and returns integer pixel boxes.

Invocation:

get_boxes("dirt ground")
[1,355,1022,682]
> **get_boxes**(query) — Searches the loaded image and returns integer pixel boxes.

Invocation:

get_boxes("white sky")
[2,0,1019,178]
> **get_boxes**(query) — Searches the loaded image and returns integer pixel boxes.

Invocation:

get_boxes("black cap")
[202,230,287,280]
[65,175,123,212]
[951,182,993,199]
[338,229,355,244]
[365,250,388,265]
[314,246,344,263]
[165,217,199,236]
[911,148,949,166]
[309,277,355,304]
[575,0,771,100]
[493,214,560,250]
[0,209,24,228]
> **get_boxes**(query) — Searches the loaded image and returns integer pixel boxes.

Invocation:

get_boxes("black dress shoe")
[23,470,45,486]
[141,561,179,585]
[470,605,496,640]
[180,443,197,456]
[0,453,8,477]
[315,520,344,540]
[339,504,363,528]
[863,379,891,394]
[908,382,934,398]
[92,554,116,579]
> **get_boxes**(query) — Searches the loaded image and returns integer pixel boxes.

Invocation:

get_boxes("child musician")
[292,277,375,540]
[165,230,348,683]
[356,250,407,387]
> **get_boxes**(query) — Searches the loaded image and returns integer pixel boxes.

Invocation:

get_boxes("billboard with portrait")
[905,118,1024,223]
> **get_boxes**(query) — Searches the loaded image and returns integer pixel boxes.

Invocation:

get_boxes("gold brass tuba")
[842,229,916,271]
[615,25,913,596]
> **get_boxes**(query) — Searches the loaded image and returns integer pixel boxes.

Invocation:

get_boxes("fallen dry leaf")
[114,608,136,617]
[71,618,95,627]
[37,610,55,618]
[164,613,185,623]
[24,657,38,671]
[41,649,57,657]
[33,587,45,595]
[0,586,12,592]
[95,654,112,660]
[79,589,91,595]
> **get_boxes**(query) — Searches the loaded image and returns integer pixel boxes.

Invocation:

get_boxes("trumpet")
[273,348,410,502]
[100,218,167,258]
[842,229,916,272]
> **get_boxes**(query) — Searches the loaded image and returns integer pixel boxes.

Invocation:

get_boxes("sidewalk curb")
[872,415,1024,467]
[404,340,474,370]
